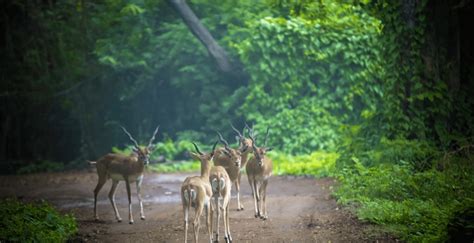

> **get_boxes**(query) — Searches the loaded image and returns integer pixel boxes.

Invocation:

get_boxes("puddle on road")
[59,173,188,209]
[146,173,191,183]
[59,193,181,209]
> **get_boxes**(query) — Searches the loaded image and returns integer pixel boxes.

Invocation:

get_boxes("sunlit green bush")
[0,199,77,242]
[270,150,339,177]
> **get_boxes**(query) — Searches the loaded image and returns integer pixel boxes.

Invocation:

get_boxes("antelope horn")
[120,126,140,149]
[192,142,203,155]
[246,123,257,141]
[230,122,243,138]
[216,131,231,151]
[210,140,218,157]
[245,123,251,133]
[148,125,160,147]
[248,127,258,150]
[245,123,251,137]
[248,130,260,159]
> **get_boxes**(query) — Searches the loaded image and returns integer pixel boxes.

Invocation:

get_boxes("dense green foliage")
[0,199,77,242]
[230,1,383,153]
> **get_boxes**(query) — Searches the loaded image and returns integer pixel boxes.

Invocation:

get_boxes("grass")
[148,160,200,173]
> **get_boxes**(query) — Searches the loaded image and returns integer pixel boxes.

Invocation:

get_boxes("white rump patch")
[219,177,226,190]
[183,189,197,202]
[211,178,219,192]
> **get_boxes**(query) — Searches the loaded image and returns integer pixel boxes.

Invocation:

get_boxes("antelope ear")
[206,152,214,161]
[189,152,201,161]
[148,144,156,151]
[265,147,273,152]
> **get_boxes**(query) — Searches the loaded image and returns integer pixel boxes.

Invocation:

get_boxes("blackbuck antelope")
[230,123,254,211]
[210,155,235,242]
[181,142,217,243]
[230,122,254,168]
[246,126,273,220]
[89,125,159,224]
[213,131,245,211]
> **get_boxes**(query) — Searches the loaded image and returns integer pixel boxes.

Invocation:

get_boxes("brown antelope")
[230,123,254,211]
[246,126,273,220]
[89,125,159,224]
[181,142,217,243]
[210,158,234,242]
[230,122,254,168]
[213,131,244,211]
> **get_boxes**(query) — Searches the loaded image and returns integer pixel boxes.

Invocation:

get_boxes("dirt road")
[0,171,396,242]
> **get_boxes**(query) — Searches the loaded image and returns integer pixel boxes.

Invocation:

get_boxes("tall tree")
[167,0,232,72]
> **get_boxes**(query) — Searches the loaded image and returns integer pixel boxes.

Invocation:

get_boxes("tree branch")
[167,0,232,72]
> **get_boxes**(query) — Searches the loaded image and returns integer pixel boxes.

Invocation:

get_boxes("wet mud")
[0,171,397,242]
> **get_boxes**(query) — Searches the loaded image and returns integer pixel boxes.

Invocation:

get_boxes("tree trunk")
[167,0,232,72]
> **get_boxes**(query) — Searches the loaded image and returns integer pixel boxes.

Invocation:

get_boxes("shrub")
[270,150,339,177]
[334,155,474,242]
[0,199,77,242]
[16,160,64,174]
[337,136,439,170]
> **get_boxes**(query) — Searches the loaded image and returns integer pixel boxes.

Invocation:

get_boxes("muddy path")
[0,171,397,242]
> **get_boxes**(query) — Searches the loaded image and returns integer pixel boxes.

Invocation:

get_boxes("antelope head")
[189,141,218,162]
[248,126,272,166]
[120,125,160,165]
[216,131,241,167]
[230,122,253,154]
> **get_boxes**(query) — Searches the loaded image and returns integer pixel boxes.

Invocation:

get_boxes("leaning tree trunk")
[167,0,232,72]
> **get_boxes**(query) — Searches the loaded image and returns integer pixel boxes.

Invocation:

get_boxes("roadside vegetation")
[0,199,77,242]
[2,0,472,242]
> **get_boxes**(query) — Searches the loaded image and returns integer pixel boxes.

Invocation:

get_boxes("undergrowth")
[334,145,474,242]
[0,199,77,242]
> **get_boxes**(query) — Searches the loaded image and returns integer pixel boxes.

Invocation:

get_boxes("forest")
[1,0,473,242]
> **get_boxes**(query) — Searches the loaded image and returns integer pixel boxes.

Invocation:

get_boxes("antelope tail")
[87,160,97,166]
